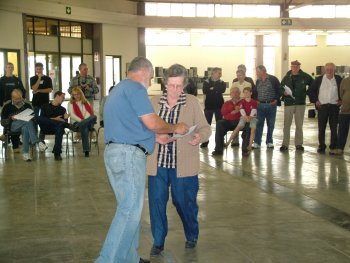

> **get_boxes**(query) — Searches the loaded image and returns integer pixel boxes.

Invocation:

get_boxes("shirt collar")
[159,91,186,107]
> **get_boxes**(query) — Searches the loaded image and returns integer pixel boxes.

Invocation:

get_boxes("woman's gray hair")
[163,64,188,87]
[128,57,154,73]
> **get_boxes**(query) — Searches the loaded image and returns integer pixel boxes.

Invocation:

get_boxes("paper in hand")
[14,108,34,122]
[172,125,197,138]
[284,85,295,99]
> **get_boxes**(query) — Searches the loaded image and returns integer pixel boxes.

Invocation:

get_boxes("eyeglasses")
[167,84,184,90]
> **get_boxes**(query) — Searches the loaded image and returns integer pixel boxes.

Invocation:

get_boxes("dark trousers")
[37,116,66,154]
[337,114,350,150]
[214,120,250,152]
[34,105,45,141]
[204,108,222,126]
[317,104,339,150]
[10,135,20,149]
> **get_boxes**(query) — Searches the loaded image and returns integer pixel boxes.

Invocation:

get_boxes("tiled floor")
[1,103,350,263]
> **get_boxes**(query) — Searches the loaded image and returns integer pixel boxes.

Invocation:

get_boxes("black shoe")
[230,142,239,147]
[150,245,164,256]
[280,145,288,151]
[85,151,89,157]
[296,145,304,151]
[317,147,325,154]
[139,258,150,263]
[185,240,197,248]
[200,142,208,148]
[54,154,62,161]
[211,150,223,156]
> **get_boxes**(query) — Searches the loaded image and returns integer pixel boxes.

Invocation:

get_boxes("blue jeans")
[96,143,147,263]
[254,103,277,145]
[76,115,97,152]
[337,114,350,150]
[11,120,39,153]
[148,168,199,247]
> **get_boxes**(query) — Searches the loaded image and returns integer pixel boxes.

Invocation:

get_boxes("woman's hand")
[156,134,176,145]
[188,133,201,146]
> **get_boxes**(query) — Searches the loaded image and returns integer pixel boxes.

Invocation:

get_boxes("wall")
[0,10,25,82]
[102,24,138,80]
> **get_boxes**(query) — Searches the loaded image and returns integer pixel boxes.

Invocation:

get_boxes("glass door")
[105,55,121,95]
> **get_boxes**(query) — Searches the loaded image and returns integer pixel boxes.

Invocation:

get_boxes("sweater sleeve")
[68,103,81,123]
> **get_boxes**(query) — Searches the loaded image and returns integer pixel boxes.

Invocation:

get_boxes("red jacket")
[221,100,241,121]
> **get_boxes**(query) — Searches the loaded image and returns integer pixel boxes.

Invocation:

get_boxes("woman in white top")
[68,87,97,157]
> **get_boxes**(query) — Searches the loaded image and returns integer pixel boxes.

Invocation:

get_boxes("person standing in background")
[279,60,313,152]
[201,67,226,148]
[252,65,280,149]
[334,74,350,155]
[68,63,99,111]
[30,62,53,140]
[308,62,342,154]
[0,62,25,107]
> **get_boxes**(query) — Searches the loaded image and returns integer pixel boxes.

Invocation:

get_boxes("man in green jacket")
[280,60,313,151]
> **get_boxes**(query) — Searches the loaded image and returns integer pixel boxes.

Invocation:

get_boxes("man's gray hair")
[79,63,87,70]
[256,65,267,72]
[128,57,153,73]
[163,64,188,87]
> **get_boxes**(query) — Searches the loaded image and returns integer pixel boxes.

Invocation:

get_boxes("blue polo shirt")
[104,79,155,153]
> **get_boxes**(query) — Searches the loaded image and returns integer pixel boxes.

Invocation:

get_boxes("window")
[145,2,280,18]
[289,32,317,46]
[327,33,350,46]
[34,17,46,35]
[201,31,255,46]
[215,5,232,18]
[145,29,190,46]
[289,5,350,18]
[26,16,92,39]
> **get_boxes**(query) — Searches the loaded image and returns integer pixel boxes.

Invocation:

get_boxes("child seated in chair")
[225,87,257,155]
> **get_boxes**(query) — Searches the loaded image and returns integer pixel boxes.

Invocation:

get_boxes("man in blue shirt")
[96,57,188,263]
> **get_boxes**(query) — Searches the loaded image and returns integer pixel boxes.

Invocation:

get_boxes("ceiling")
[129,0,350,6]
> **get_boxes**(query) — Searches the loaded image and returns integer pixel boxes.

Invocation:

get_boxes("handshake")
[173,122,189,135]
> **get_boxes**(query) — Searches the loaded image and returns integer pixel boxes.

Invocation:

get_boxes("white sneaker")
[267,143,274,149]
[37,141,48,152]
[22,153,32,161]
[252,143,260,149]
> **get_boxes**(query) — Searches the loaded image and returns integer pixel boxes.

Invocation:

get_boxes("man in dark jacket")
[0,62,25,107]
[308,62,342,154]
[201,67,226,148]
[280,60,313,151]
[252,65,280,149]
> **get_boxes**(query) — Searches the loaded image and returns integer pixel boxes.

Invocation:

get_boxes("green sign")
[66,6,72,15]
[281,18,292,26]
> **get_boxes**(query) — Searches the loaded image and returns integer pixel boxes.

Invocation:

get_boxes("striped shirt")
[157,92,186,168]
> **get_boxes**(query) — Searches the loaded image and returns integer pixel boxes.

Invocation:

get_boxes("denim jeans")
[76,115,97,152]
[337,113,350,150]
[96,143,147,263]
[148,168,199,247]
[11,120,39,153]
[37,116,66,154]
[254,103,277,145]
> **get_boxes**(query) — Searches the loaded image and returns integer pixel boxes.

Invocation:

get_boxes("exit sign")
[66,6,72,15]
[281,18,292,26]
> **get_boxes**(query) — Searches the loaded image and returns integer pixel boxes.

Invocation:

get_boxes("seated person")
[99,85,115,127]
[212,87,241,155]
[1,89,47,161]
[68,87,97,157]
[37,91,73,161]
[225,87,257,156]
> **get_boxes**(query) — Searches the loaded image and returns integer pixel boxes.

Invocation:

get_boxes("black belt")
[259,100,273,103]
[107,142,149,156]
